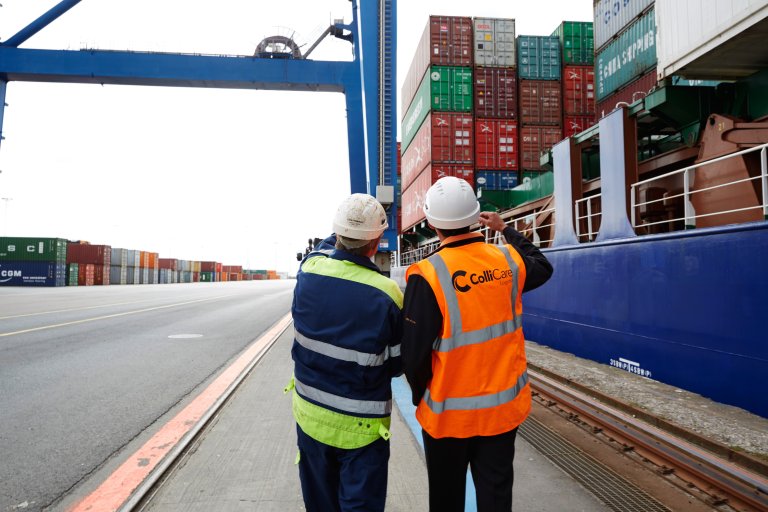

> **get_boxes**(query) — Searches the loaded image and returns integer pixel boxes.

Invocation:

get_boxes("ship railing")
[507,207,556,247]
[575,194,602,242]
[630,142,768,231]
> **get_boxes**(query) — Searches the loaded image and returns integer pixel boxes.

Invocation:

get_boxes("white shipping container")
[594,0,655,51]
[473,18,516,67]
[656,0,768,80]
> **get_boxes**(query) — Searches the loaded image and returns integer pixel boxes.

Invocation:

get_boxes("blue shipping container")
[475,170,520,190]
[0,261,66,286]
[517,36,561,80]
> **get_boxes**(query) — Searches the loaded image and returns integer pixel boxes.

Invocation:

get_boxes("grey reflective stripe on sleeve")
[435,317,522,353]
[497,245,519,319]
[423,370,529,414]
[429,254,463,335]
[295,378,392,415]
[295,329,395,367]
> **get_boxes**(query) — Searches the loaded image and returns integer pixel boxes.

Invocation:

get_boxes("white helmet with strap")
[333,193,388,247]
[423,177,480,229]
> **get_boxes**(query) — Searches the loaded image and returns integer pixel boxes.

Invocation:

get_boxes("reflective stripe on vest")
[301,255,403,309]
[294,329,401,366]
[286,378,391,449]
[429,251,522,353]
[295,377,392,416]
[423,370,529,413]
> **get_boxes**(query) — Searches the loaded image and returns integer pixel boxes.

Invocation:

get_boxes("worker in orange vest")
[402,177,553,511]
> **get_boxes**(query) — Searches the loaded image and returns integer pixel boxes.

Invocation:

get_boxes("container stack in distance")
[553,21,596,138]
[0,236,283,287]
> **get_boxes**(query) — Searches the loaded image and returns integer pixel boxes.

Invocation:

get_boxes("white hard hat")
[333,193,388,241]
[423,177,480,229]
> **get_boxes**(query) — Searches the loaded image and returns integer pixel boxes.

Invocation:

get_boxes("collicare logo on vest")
[451,268,513,292]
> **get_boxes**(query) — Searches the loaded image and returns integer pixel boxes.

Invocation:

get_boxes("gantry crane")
[0,0,398,251]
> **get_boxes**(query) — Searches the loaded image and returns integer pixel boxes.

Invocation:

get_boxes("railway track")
[527,366,768,512]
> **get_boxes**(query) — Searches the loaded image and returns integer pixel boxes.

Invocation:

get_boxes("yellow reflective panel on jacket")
[407,241,530,439]
[292,391,391,449]
[301,256,403,309]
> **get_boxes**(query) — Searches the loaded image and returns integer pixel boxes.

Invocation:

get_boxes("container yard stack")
[552,21,596,138]
[200,261,218,282]
[517,34,564,177]
[594,0,657,119]
[191,260,201,283]
[67,242,111,285]
[400,15,474,232]
[473,17,520,206]
[67,263,79,286]
[159,258,178,284]
[223,265,242,282]
[0,237,67,287]
[126,249,140,284]
[110,248,129,285]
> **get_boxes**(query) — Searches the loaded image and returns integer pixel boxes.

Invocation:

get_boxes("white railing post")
[762,147,768,219]
[630,184,636,228]
[586,199,594,241]
[532,215,540,246]
[574,202,581,240]
[683,168,695,229]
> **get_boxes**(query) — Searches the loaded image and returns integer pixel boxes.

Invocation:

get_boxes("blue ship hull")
[523,221,768,418]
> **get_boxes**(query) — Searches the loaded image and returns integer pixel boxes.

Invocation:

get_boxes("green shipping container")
[552,21,594,65]
[67,263,79,286]
[200,271,215,282]
[595,8,656,101]
[401,66,473,151]
[0,237,67,263]
[516,36,561,80]
[478,172,555,211]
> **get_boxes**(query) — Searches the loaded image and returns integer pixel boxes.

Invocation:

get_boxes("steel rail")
[528,369,768,512]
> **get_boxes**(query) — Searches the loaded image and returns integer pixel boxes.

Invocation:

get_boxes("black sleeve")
[401,274,442,406]
[503,226,553,292]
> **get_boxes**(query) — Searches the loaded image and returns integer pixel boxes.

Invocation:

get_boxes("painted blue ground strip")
[392,375,477,512]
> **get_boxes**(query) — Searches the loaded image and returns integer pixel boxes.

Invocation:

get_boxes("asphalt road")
[0,280,295,512]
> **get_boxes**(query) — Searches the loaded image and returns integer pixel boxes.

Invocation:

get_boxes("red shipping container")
[67,243,111,267]
[401,113,474,190]
[596,70,657,120]
[201,261,217,272]
[396,142,401,176]
[402,16,474,114]
[93,265,109,286]
[562,65,595,115]
[519,80,562,125]
[563,115,597,138]
[473,67,518,119]
[401,164,475,232]
[520,126,563,170]
[159,258,178,270]
[78,263,95,286]
[475,119,518,170]
[223,265,243,273]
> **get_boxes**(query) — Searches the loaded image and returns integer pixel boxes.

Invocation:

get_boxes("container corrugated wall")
[0,262,66,286]
[475,170,519,190]
[402,16,474,115]
[474,119,518,170]
[473,67,517,119]
[593,0,655,51]
[552,21,594,65]
[516,36,561,80]
[595,8,656,101]
[520,126,563,170]
[596,69,657,118]
[401,112,474,190]
[473,18,516,67]
[0,237,67,263]
[519,80,562,125]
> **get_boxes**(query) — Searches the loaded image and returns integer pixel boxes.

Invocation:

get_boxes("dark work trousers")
[296,425,390,512]
[422,427,518,512]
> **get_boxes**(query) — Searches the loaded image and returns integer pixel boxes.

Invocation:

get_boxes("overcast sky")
[0,1,591,272]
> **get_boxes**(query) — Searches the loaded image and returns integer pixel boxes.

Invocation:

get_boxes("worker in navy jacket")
[287,193,403,512]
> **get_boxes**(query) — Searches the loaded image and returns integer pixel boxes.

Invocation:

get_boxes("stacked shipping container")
[473,18,520,195]
[553,21,597,138]
[67,243,111,285]
[400,16,475,231]
[517,35,563,173]
[594,0,657,118]
[0,237,67,286]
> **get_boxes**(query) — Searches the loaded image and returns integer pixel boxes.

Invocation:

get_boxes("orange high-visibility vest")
[406,236,530,438]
